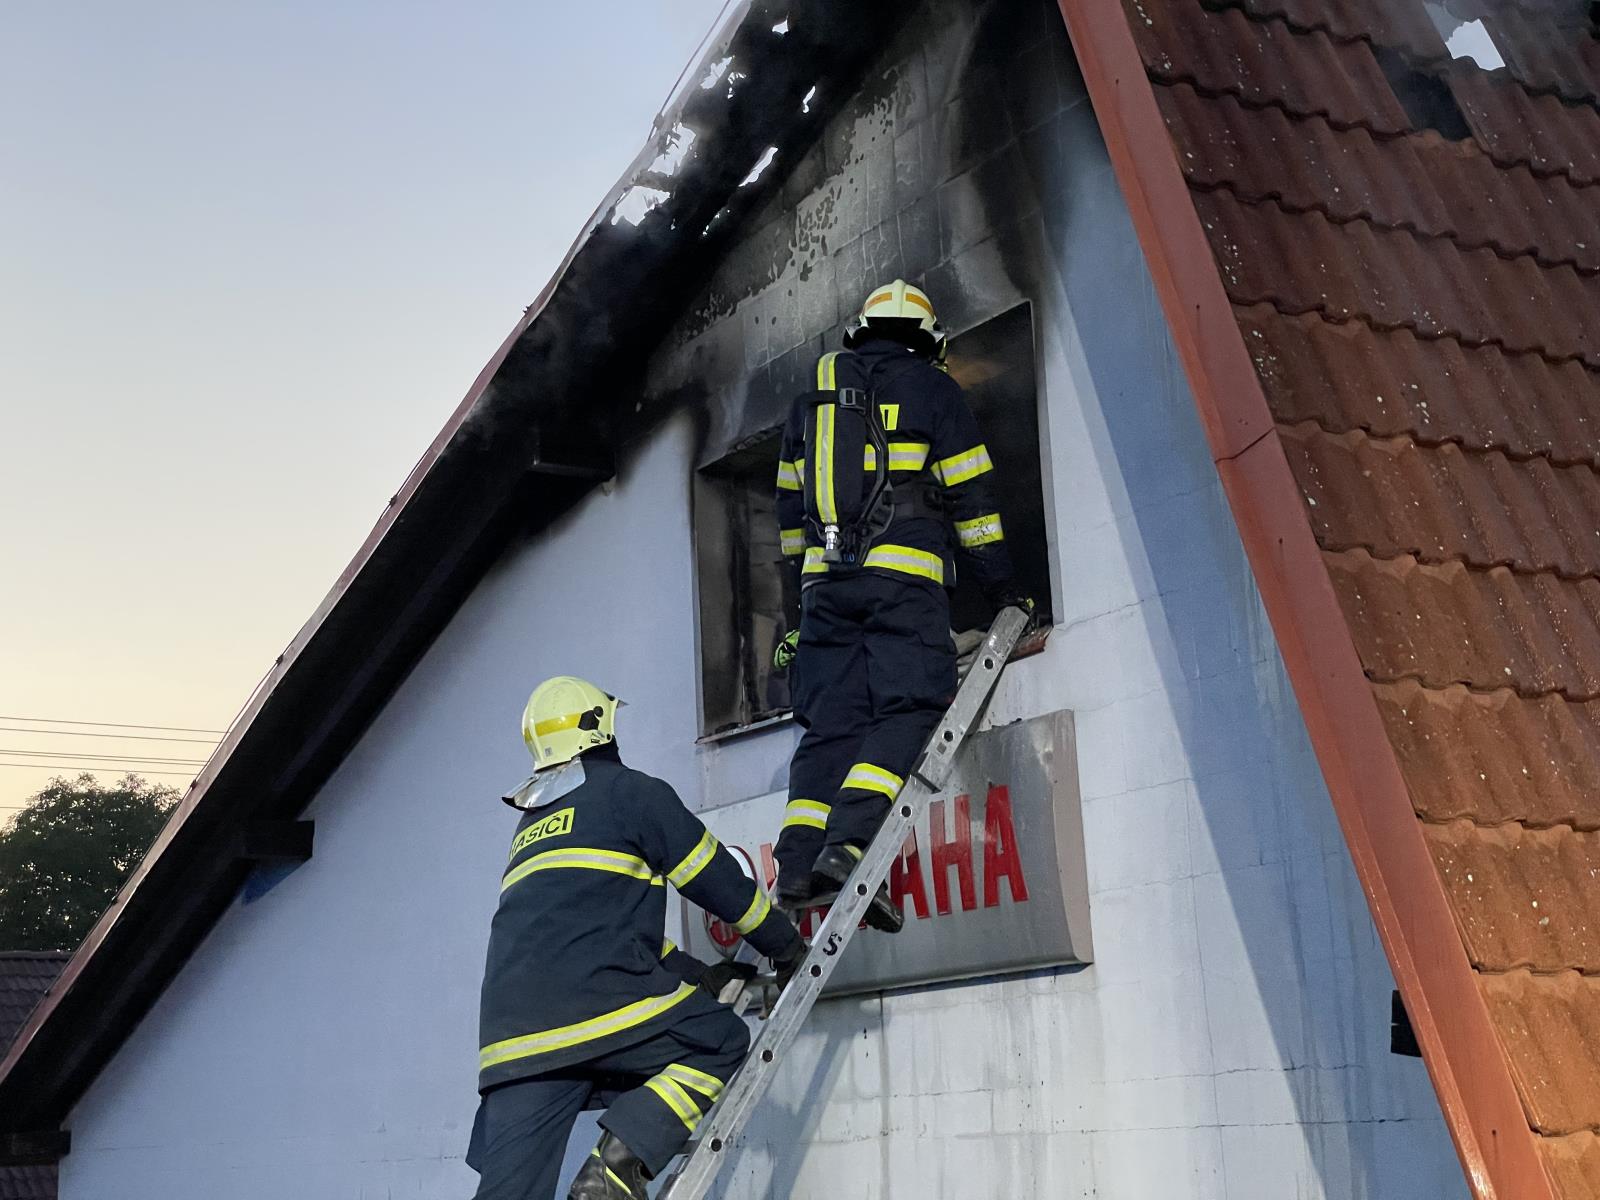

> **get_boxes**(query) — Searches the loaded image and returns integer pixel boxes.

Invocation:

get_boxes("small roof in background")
[0,954,68,1054]
[0,953,67,1200]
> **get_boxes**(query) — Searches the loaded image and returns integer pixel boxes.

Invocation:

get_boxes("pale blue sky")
[0,0,726,809]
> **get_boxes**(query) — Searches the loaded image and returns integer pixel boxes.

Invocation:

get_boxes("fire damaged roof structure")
[5,0,1600,1196]
[1055,0,1600,1194]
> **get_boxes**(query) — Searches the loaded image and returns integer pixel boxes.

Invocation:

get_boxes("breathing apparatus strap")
[802,354,893,564]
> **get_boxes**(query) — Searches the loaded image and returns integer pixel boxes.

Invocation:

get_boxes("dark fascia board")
[0,0,910,1129]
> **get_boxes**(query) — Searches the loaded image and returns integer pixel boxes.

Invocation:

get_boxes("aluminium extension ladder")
[657,604,1034,1200]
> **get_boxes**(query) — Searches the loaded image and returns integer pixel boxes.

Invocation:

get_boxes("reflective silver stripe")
[815,405,839,523]
[501,847,655,892]
[782,798,830,831]
[776,460,802,492]
[934,444,994,487]
[734,888,772,934]
[668,830,719,889]
[861,544,944,583]
[842,762,904,799]
[863,442,930,471]
[954,512,1005,548]
[646,1075,703,1133]
[802,547,830,575]
[665,1063,726,1101]
[780,528,805,556]
[480,984,698,1069]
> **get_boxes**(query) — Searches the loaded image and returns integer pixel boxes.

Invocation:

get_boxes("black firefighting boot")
[568,1132,650,1200]
[810,844,904,934]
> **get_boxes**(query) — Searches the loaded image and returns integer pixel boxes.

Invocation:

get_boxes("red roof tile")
[1237,306,1600,466]
[1126,0,1412,132]
[1195,189,1600,367]
[1377,680,1600,829]
[1541,1131,1600,1198]
[1451,65,1600,185]
[1482,971,1600,1133]
[1159,85,1600,273]
[1282,424,1600,576]
[1426,821,1600,972]
[1326,550,1600,696]
[1085,0,1600,1189]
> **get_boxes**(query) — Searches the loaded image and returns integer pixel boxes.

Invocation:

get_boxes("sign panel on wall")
[678,710,1092,995]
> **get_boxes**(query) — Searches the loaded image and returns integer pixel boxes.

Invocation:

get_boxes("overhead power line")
[0,725,217,745]
[0,762,197,778]
[0,749,208,766]
[0,715,225,735]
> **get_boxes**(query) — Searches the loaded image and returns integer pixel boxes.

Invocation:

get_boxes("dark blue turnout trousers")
[466,1005,748,1199]
[774,572,957,893]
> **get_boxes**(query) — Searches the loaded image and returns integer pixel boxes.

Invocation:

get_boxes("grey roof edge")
[0,0,908,1130]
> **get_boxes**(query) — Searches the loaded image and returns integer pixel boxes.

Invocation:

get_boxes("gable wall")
[60,3,1468,1197]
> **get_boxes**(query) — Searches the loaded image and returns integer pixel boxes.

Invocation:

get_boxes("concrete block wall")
[59,2,1471,1197]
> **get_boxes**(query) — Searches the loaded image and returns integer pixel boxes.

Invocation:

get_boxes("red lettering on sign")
[930,795,975,914]
[982,785,1028,906]
[889,829,930,920]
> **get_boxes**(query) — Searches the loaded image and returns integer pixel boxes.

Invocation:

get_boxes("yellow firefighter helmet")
[522,676,619,771]
[844,278,948,357]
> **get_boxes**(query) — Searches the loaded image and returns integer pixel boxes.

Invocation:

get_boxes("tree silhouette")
[0,774,177,952]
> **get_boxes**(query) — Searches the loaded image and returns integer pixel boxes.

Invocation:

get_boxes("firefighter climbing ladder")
[658,604,1033,1200]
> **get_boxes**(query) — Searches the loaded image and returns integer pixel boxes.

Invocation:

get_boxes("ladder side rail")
[659,607,1029,1200]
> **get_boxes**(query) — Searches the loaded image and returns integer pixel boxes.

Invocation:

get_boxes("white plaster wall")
[61,3,1470,1198]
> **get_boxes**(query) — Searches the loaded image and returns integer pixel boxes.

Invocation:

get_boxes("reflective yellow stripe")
[668,830,719,889]
[815,404,838,524]
[862,544,945,583]
[501,847,655,892]
[802,543,944,583]
[480,984,698,1070]
[646,1075,703,1134]
[863,442,930,471]
[954,512,1005,548]
[933,444,994,487]
[783,798,831,831]
[843,762,904,799]
[665,1063,726,1101]
[734,888,772,934]
[816,352,839,390]
[532,712,582,737]
[780,528,805,557]
[776,460,802,492]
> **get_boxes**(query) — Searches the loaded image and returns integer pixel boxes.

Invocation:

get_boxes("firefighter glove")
[773,629,800,672]
[699,960,758,1004]
[772,934,807,996]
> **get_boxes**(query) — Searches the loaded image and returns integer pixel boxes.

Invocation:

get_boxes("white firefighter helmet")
[843,278,948,358]
[521,676,619,772]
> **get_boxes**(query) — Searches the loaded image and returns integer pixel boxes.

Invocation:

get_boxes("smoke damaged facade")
[46,3,1468,1198]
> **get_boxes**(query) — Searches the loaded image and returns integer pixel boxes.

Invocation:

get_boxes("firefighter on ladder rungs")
[467,677,807,1200]
[772,279,1033,932]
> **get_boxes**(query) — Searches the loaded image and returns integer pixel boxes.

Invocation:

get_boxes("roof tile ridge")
[1275,417,1600,477]
[1417,811,1600,835]
[1150,75,1600,191]
[1146,73,1409,139]
[1196,0,1446,60]
[1474,964,1600,981]
[1195,1,1600,114]
[1242,285,1596,376]
[1372,677,1600,708]
[1316,530,1600,584]
[1190,173,1599,276]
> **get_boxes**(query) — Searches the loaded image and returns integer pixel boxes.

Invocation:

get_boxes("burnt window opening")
[1374,46,1474,141]
[693,301,1051,737]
